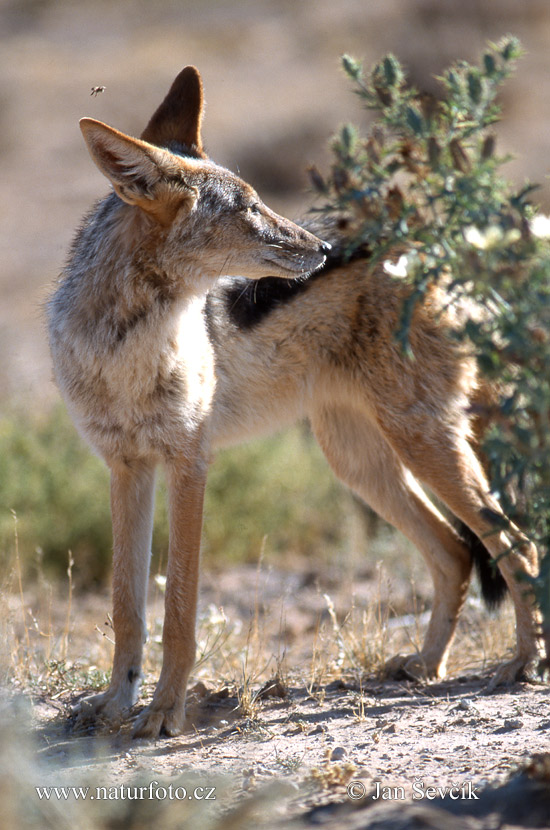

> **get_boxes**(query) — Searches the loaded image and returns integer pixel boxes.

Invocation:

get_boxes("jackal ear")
[140,65,206,158]
[80,118,197,216]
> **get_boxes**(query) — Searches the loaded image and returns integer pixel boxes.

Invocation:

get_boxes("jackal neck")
[52,193,201,356]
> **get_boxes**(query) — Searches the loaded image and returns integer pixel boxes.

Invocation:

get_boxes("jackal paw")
[384,653,443,681]
[132,702,186,739]
[487,654,538,690]
[71,689,129,729]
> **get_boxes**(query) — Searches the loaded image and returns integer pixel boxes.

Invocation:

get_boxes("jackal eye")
[247,203,262,216]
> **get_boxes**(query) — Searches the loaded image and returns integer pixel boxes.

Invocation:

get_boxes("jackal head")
[79,66,329,283]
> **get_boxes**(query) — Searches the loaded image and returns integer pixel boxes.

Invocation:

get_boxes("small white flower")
[204,604,226,627]
[504,228,521,245]
[530,214,550,239]
[464,225,504,250]
[464,226,485,249]
[383,252,418,277]
[465,224,521,249]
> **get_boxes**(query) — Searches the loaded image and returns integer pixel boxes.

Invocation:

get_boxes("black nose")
[319,241,332,254]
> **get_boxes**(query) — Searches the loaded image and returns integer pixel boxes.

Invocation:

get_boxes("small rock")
[257,676,288,700]
[208,686,232,702]
[190,681,209,699]
[493,718,523,734]
[451,697,478,714]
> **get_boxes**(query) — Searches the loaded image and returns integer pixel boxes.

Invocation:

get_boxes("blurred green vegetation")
[0,405,352,585]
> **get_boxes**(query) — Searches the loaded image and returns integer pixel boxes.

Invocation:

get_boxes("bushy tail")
[455,519,508,610]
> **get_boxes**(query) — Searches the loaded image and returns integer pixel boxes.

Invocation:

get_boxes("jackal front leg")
[133,453,206,738]
[73,457,155,726]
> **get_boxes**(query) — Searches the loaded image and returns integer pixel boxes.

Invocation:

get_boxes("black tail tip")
[455,520,508,610]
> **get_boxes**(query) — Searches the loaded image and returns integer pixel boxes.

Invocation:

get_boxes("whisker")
[216,253,234,281]
[228,282,253,313]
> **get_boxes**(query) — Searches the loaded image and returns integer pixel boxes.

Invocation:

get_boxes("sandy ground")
[29,677,550,826]
[7,560,548,829]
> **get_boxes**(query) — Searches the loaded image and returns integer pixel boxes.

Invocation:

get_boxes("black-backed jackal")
[48,66,541,739]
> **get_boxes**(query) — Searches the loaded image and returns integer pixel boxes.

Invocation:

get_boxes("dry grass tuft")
[1,532,519,717]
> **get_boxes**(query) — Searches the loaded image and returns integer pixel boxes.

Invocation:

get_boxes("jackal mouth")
[261,245,328,276]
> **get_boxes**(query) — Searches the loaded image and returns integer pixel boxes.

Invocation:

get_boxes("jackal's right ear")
[80,118,197,217]
[140,65,206,158]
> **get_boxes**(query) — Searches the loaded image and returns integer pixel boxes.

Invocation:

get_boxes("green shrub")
[0,405,111,583]
[203,426,347,562]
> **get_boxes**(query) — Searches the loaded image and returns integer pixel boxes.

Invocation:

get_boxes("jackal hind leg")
[311,405,473,681]
[383,423,542,686]
[132,452,207,738]
[73,457,156,727]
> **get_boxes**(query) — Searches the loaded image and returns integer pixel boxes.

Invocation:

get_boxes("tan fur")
[48,67,541,739]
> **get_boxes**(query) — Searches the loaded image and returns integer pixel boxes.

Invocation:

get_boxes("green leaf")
[500,35,521,62]
[467,71,482,104]
[383,55,399,87]
[341,123,357,152]
[342,54,362,81]
[405,106,423,136]
[483,53,496,76]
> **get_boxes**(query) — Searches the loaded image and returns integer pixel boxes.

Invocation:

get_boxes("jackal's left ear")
[80,118,197,217]
[140,65,206,158]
